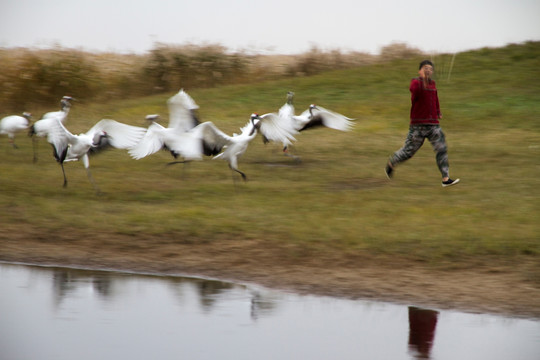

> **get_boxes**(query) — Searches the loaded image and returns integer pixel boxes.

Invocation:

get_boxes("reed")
[0,42,419,111]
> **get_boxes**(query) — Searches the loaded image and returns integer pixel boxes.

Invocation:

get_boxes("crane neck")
[61,100,72,113]
[247,123,258,137]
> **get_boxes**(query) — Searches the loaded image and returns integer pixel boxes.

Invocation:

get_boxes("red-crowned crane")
[130,89,296,181]
[47,117,146,194]
[0,112,32,148]
[128,89,201,162]
[259,92,354,159]
[28,96,75,162]
[131,113,296,181]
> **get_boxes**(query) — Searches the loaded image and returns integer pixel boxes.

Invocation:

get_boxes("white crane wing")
[311,106,355,131]
[129,122,203,161]
[259,113,298,145]
[278,102,294,120]
[46,117,76,159]
[162,131,204,161]
[128,122,168,159]
[86,119,147,149]
[167,89,199,131]
[189,121,231,156]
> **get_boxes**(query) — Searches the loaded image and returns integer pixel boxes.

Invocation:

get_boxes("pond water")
[1,263,539,360]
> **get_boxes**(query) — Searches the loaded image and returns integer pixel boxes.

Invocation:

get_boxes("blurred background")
[0,42,424,111]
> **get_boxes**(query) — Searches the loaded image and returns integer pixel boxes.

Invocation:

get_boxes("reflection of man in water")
[408,306,439,359]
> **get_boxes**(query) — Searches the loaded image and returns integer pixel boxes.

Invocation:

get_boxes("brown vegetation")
[0,42,422,111]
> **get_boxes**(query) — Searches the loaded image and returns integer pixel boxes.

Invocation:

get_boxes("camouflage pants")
[389,125,449,178]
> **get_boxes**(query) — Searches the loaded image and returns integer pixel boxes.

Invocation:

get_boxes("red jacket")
[409,77,441,125]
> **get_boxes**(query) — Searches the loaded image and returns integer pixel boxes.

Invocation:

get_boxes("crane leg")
[60,163,68,188]
[229,165,247,182]
[166,160,189,165]
[166,160,191,180]
[283,146,301,162]
[238,170,247,181]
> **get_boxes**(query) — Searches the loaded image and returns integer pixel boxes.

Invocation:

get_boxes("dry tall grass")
[0,42,423,112]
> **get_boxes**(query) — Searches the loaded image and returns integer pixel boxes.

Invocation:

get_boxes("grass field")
[1,42,539,294]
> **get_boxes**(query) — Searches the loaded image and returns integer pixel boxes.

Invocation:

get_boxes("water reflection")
[408,306,439,359]
[48,266,279,321]
[192,278,236,311]
[52,269,114,305]
[250,291,280,320]
[2,263,540,360]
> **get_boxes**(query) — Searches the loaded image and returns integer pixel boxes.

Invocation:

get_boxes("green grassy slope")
[1,42,539,269]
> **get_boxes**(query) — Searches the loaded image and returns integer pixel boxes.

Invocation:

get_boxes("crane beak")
[145,114,160,122]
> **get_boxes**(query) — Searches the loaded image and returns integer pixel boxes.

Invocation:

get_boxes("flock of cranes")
[1,90,354,194]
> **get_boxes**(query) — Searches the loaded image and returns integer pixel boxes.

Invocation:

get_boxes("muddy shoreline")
[1,232,539,319]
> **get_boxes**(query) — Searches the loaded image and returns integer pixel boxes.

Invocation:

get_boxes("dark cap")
[419,60,434,70]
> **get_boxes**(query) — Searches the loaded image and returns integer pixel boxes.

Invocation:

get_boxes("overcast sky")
[1,0,539,55]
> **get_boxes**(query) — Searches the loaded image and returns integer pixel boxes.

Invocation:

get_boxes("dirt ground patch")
[1,228,539,319]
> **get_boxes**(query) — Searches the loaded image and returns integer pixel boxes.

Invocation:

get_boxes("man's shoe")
[442,178,460,187]
[385,163,394,179]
